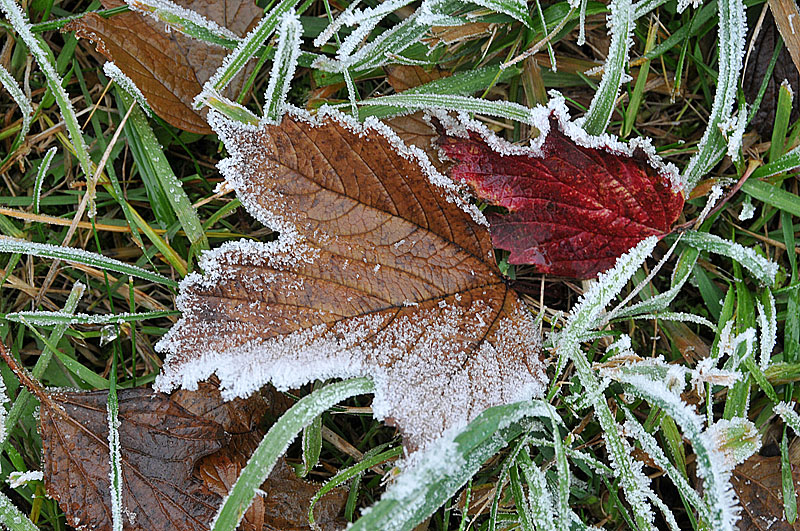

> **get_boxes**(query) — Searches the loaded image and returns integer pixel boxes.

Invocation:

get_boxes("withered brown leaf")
[175,382,347,531]
[64,0,261,134]
[40,388,224,531]
[732,455,800,530]
[155,107,546,451]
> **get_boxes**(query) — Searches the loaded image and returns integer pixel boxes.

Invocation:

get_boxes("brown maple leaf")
[154,107,546,451]
[39,387,224,531]
[732,454,800,530]
[64,0,261,134]
[435,97,685,279]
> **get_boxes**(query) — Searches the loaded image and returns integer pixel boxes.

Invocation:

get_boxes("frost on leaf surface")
[155,108,546,451]
[436,102,685,279]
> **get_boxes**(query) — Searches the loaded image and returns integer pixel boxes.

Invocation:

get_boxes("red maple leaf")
[436,108,685,279]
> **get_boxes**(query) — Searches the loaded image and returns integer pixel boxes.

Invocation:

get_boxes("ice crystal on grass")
[126,0,239,41]
[103,62,153,117]
[156,108,545,451]
[757,290,777,370]
[6,471,43,489]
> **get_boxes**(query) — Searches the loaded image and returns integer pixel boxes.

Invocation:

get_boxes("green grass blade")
[3,310,178,326]
[0,63,34,158]
[769,81,793,163]
[782,429,798,523]
[742,179,800,216]
[349,400,558,531]
[622,21,656,137]
[0,492,38,531]
[116,89,208,252]
[2,283,84,447]
[32,147,57,215]
[308,446,403,527]
[0,0,93,179]
[263,11,302,123]
[358,93,537,124]
[581,0,632,135]
[211,378,375,531]
[0,238,177,287]
[202,0,306,100]
[681,0,746,192]
[678,231,778,285]
[473,0,534,27]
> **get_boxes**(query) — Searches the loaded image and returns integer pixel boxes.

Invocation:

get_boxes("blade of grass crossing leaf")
[358,94,537,124]
[116,89,208,251]
[263,11,302,123]
[205,93,260,125]
[782,428,798,523]
[0,0,92,180]
[107,326,122,531]
[769,81,794,163]
[0,238,177,288]
[32,147,57,215]
[581,0,633,135]
[202,0,306,101]
[1,283,84,448]
[211,378,375,531]
[681,0,746,192]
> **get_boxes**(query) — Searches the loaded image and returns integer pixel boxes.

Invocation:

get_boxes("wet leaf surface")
[732,455,800,530]
[437,113,684,278]
[155,108,547,452]
[63,0,261,134]
[40,388,224,531]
